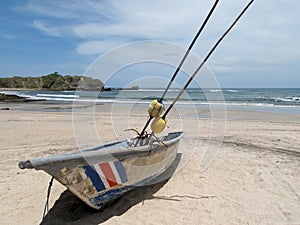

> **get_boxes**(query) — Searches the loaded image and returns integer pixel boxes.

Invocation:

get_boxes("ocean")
[1,88,300,114]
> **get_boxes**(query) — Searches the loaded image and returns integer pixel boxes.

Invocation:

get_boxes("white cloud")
[0,31,17,40]
[25,0,116,21]
[76,40,129,55]
[32,20,69,37]
[26,0,221,41]
[18,0,300,85]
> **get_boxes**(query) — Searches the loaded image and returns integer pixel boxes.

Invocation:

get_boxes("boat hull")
[19,131,184,209]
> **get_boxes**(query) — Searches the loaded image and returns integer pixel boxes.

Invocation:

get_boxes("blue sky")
[0,0,299,88]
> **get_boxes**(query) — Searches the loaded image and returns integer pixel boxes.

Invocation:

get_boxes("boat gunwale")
[19,131,184,169]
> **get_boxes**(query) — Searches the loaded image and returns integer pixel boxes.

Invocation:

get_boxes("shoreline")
[1,88,299,115]
[1,99,300,116]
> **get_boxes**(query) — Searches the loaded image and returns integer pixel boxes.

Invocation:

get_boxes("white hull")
[19,131,184,209]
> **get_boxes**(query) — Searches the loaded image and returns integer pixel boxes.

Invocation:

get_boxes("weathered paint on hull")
[56,140,179,209]
[19,132,184,209]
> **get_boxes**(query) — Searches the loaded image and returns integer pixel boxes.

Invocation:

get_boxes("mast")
[162,0,254,120]
[139,0,220,137]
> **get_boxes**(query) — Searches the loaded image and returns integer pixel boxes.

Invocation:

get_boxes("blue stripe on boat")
[83,165,105,192]
[114,161,128,183]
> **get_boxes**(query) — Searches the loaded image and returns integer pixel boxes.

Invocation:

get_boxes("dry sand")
[0,102,300,225]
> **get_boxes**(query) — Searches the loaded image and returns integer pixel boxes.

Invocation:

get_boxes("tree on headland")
[41,72,63,89]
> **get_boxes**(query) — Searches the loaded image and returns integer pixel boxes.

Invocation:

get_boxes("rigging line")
[162,0,254,120]
[139,0,220,137]
[42,176,54,225]
[160,0,219,101]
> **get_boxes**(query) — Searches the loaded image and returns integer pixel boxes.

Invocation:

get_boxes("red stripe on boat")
[99,162,118,187]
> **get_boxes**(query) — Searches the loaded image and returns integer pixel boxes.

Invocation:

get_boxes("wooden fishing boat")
[19,131,184,210]
[18,0,253,213]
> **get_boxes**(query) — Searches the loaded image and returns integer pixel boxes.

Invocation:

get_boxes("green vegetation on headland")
[0,72,104,91]
[0,72,139,91]
[0,72,138,102]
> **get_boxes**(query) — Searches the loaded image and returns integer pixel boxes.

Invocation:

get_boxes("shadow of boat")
[40,153,182,225]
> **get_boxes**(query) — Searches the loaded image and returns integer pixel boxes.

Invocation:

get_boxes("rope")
[42,176,54,225]
[153,134,168,148]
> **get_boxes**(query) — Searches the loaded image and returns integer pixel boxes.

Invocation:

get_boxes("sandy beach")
[0,102,300,225]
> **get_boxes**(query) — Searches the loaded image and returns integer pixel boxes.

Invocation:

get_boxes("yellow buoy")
[148,99,164,117]
[151,117,166,133]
